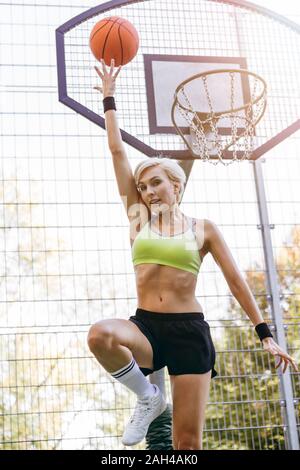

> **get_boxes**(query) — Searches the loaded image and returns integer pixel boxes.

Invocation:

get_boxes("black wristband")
[255,322,273,341]
[103,96,116,113]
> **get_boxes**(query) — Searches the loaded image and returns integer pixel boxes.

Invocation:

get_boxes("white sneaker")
[122,385,167,446]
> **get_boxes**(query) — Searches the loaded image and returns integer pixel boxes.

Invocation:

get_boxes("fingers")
[101,58,114,75]
[275,356,283,369]
[109,58,115,75]
[94,65,103,79]
[94,59,121,83]
[108,58,122,78]
[263,339,298,374]
[291,358,299,373]
[274,355,288,373]
[97,58,121,75]
[274,353,299,373]
[101,58,107,74]
[283,353,299,373]
[94,60,108,77]
[114,65,122,80]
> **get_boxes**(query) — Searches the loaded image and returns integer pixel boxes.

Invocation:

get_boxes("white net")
[173,70,267,165]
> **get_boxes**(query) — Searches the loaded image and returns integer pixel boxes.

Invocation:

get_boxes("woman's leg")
[87,318,155,397]
[87,318,167,446]
[170,371,212,450]
[87,318,154,372]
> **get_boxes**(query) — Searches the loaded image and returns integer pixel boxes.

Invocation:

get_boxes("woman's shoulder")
[187,215,206,231]
[188,217,219,258]
[188,217,218,231]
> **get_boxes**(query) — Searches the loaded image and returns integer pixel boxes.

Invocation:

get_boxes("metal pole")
[253,159,299,450]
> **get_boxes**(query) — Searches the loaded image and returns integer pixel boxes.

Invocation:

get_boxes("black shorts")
[129,308,217,378]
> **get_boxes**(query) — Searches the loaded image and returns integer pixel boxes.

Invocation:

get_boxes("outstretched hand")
[262,337,299,374]
[94,58,122,98]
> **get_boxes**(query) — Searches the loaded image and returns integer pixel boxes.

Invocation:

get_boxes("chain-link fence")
[1,0,299,449]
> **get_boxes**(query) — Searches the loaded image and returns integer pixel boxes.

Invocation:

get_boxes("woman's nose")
[146,187,155,196]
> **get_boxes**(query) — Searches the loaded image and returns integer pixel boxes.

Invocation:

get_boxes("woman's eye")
[138,180,160,191]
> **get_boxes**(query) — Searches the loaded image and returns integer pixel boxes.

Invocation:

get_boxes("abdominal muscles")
[134,264,202,312]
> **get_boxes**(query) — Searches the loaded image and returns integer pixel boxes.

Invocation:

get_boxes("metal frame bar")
[253,159,299,450]
[213,0,300,33]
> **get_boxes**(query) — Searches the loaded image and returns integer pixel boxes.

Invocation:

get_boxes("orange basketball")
[89,16,139,66]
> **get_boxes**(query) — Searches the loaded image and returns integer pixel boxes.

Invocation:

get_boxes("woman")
[88,59,298,450]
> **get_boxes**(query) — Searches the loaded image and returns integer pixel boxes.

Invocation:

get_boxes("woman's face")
[137,166,179,212]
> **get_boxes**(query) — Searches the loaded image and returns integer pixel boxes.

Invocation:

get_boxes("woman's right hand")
[94,58,122,98]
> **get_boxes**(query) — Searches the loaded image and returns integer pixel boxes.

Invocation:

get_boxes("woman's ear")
[173,181,180,198]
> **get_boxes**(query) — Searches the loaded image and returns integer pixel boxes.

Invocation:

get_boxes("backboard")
[56,0,300,161]
[144,55,249,136]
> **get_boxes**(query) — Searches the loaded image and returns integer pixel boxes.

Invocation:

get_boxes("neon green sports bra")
[131,216,202,276]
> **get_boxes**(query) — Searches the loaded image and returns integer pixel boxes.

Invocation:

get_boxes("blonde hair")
[134,157,186,203]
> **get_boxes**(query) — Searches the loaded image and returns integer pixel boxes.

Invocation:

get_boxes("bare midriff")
[134,263,203,313]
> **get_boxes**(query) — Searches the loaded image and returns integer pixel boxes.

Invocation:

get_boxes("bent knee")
[87,322,117,352]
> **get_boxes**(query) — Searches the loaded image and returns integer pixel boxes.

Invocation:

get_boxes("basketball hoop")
[171,69,267,165]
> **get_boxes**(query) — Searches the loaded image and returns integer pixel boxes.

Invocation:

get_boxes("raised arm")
[204,219,298,374]
[94,59,145,222]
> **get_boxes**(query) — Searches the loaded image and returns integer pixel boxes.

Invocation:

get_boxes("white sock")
[149,368,166,398]
[111,358,156,399]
